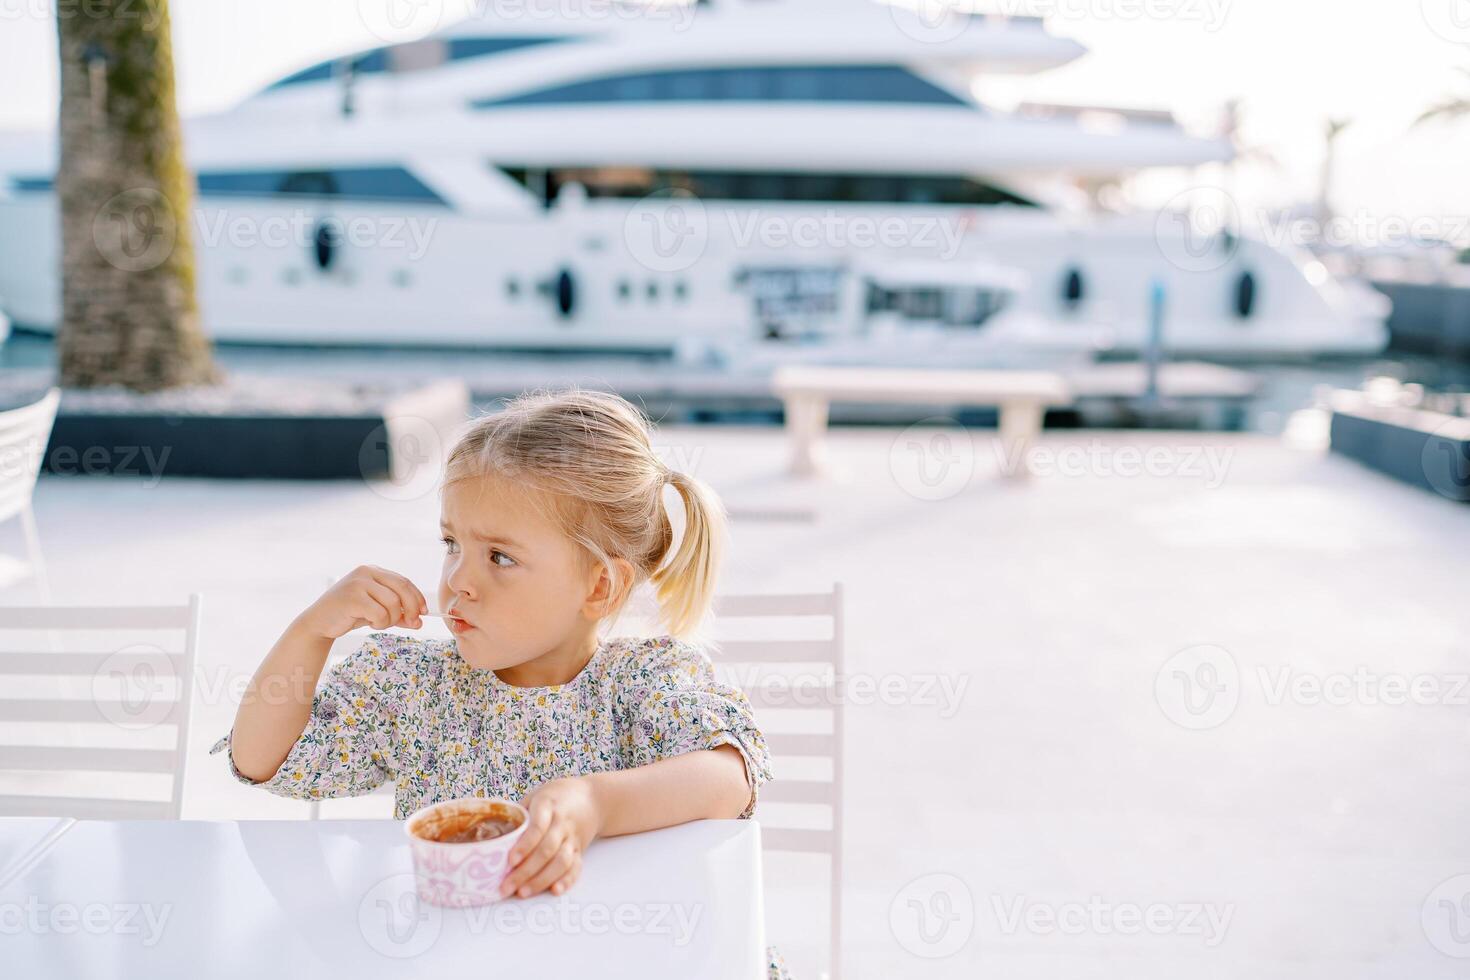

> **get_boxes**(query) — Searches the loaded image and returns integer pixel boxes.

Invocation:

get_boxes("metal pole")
[1143,278,1166,411]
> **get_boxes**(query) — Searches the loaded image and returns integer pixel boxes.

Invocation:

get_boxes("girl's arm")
[588,742,752,835]
[228,620,334,782]
[229,566,427,782]
[499,745,751,900]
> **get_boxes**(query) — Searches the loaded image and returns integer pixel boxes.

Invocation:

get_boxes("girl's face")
[438,473,605,672]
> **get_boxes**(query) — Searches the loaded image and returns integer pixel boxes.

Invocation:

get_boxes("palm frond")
[1416,99,1470,127]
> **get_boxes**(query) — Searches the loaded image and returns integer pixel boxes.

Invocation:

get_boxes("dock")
[2,333,1267,429]
[10,424,1469,979]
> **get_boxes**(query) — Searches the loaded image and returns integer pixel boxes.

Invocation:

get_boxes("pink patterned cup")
[404,796,529,908]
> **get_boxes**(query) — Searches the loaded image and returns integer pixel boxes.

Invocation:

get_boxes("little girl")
[210,387,791,978]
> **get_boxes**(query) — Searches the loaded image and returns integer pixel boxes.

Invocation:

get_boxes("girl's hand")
[501,777,602,899]
[294,565,428,641]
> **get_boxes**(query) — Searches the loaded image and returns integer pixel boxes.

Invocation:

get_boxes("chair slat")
[0,606,196,629]
[761,779,835,805]
[0,699,186,724]
[765,733,836,756]
[0,796,173,820]
[712,593,839,618]
[740,684,836,711]
[762,827,835,853]
[0,652,187,676]
[0,745,178,773]
[0,427,47,455]
[709,639,836,663]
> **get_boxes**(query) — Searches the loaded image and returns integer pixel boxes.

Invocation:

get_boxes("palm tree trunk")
[55,0,219,391]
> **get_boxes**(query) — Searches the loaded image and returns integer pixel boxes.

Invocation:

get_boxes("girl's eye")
[441,536,459,555]
[490,550,516,568]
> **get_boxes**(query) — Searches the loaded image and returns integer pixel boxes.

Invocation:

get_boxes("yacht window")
[195,167,445,204]
[268,36,569,90]
[496,166,1036,208]
[475,65,968,108]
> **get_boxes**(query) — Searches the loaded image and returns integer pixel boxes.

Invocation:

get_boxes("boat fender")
[1061,266,1085,310]
[556,268,576,318]
[312,221,337,271]
[1233,269,1257,319]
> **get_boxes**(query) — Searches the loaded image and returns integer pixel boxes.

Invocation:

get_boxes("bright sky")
[1,0,1466,239]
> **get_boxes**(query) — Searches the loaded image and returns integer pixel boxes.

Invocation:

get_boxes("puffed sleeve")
[208,631,411,802]
[616,636,774,819]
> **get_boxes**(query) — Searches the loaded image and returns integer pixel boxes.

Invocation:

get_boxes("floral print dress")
[211,631,793,979]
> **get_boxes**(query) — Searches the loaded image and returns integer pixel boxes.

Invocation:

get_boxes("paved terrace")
[5,423,1469,979]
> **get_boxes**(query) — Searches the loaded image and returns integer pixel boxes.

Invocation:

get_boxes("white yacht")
[0,0,1389,364]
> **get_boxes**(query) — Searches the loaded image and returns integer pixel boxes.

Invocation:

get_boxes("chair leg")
[20,504,51,603]
[20,504,60,653]
[786,395,830,477]
[996,402,1044,480]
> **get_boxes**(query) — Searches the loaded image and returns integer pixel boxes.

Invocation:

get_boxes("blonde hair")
[441,386,727,639]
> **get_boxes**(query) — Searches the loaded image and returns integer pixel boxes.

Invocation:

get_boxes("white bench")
[770,365,1072,479]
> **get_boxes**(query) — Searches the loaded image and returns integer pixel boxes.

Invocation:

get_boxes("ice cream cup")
[404,796,529,908]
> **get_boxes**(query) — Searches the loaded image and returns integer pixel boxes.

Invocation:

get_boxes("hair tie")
[661,466,676,487]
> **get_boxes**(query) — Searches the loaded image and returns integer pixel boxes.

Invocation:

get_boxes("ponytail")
[649,468,728,638]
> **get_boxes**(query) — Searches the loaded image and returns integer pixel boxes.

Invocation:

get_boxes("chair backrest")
[0,595,203,819]
[0,388,60,524]
[702,585,846,980]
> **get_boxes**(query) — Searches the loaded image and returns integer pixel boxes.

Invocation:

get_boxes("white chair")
[0,595,203,819]
[306,572,398,820]
[303,584,850,979]
[0,388,60,600]
[704,584,846,980]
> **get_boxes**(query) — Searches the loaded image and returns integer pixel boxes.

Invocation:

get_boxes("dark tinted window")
[502,167,1034,207]
[269,36,567,90]
[196,167,445,204]
[477,65,968,108]
[447,37,565,61]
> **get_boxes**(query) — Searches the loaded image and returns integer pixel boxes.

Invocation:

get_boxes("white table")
[0,817,74,886]
[770,364,1072,479]
[0,818,767,980]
